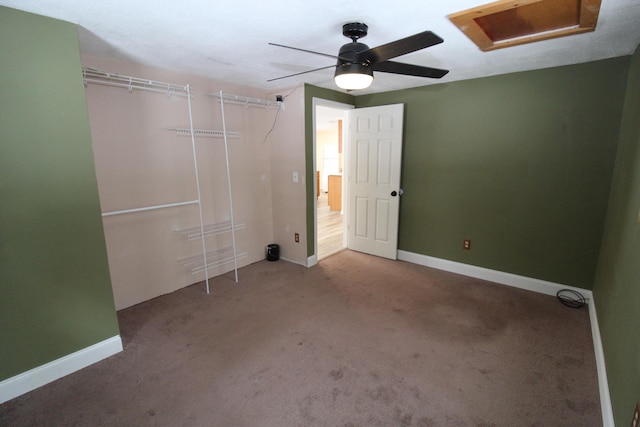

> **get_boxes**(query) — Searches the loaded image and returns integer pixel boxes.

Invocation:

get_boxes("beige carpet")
[0,250,601,426]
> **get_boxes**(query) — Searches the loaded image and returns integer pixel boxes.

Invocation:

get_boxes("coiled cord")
[556,289,586,308]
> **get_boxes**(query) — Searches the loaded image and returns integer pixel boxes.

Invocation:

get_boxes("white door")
[347,104,404,260]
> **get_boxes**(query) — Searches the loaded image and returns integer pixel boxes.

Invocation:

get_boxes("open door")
[347,104,404,260]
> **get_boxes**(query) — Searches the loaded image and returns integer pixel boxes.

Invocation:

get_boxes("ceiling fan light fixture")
[269,22,448,86]
[334,62,373,90]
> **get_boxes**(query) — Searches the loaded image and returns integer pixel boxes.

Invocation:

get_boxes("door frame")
[310,97,354,266]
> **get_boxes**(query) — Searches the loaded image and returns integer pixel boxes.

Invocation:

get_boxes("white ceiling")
[2,0,640,95]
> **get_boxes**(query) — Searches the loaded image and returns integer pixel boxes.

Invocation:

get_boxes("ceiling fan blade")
[359,31,444,64]
[268,43,339,61]
[373,61,449,79]
[267,64,336,82]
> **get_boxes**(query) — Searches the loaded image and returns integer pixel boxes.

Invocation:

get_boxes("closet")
[83,65,280,309]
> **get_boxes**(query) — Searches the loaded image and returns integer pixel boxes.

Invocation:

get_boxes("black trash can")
[266,244,279,261]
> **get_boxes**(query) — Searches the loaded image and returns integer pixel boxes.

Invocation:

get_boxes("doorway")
[313,99,353,261]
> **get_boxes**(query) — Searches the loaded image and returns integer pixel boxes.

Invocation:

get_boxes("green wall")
[355,58,629,288]
[593,45,640,426]
[304,84,355,256]
[0,7,120,380]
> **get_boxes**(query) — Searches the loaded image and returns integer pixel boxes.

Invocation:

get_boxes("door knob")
[391,191,398,197]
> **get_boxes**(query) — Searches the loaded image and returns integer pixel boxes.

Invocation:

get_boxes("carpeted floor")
[0,250,601,426]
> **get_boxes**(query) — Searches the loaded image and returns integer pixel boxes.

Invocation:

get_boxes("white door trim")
[310,97,354,267]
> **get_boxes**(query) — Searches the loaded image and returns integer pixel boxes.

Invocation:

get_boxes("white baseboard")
[397,250,613,426]
[0,335,123,404]
[588,299,615,427]
[397,250,592,299]
[278,256,308,267]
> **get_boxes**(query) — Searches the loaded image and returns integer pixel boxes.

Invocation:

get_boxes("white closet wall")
[83,55,276,309]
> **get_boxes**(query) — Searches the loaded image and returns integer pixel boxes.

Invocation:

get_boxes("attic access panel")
[449,0,601,51]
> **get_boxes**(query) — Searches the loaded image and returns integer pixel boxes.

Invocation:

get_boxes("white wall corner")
[307,254,318,267]
[0,335,123,405]
[397,250,613,426]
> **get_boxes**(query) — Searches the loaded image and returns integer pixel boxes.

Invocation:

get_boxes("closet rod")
[82,66,189,96]
[208,92,283,110]
[102,200,199,217]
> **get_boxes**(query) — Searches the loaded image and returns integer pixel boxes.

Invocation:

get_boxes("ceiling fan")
[268,22,449,90]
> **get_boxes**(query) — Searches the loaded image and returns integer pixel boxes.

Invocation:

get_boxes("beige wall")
[83,55,281,309]
[266,85,308,266]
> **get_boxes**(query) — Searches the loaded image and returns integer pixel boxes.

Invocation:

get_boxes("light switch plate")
[292,171,299,183]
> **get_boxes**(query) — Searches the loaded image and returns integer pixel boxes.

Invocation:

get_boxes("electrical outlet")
[294,233,299,243]
[463,239,471,250]
[632,402,639,427]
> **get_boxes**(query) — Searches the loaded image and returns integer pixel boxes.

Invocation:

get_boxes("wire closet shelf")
[82,66,283,108]
[209,92,283,110]
[82,66,188,96]
[164,128,240,139]
[82,65,283,293]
